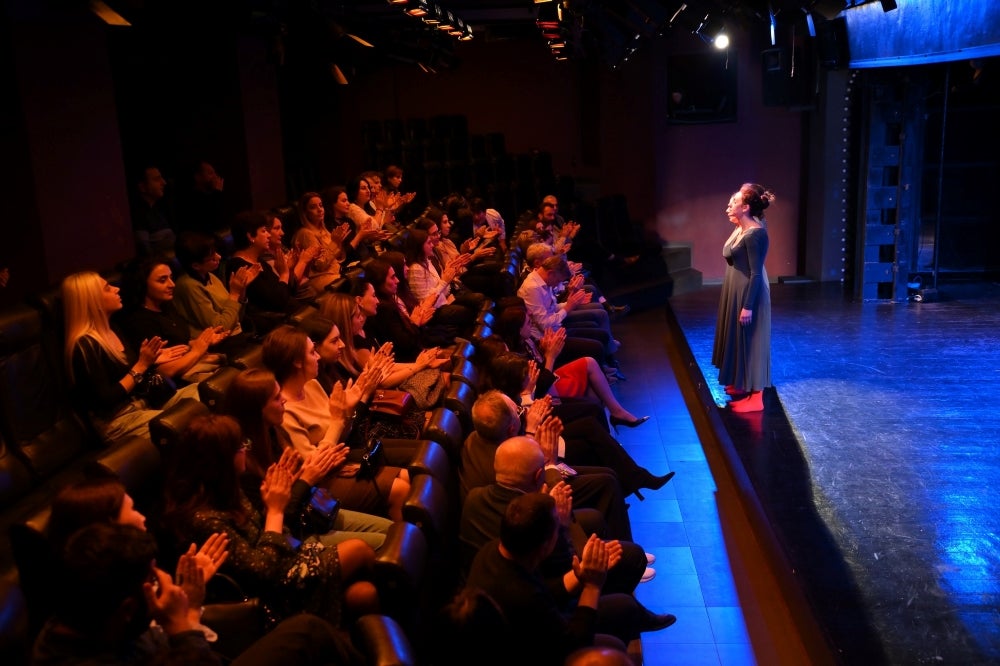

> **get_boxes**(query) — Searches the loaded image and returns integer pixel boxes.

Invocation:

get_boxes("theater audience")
[161,413,380,628]
[32,522,363,666]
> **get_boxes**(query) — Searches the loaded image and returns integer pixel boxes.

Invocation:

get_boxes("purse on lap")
[370,389,413,418]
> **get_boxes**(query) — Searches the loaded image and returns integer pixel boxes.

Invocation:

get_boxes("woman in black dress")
[711,182,774,413]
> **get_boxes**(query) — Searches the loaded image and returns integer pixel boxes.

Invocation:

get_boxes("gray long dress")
[712,226,771,392]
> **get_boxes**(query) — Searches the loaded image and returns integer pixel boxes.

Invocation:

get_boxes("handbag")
[370,389,414,418]
[296,486,341,539]
[359,438,386,480]
[139,371,177,409]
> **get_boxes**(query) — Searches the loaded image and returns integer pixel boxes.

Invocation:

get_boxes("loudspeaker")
[816,16,849,69]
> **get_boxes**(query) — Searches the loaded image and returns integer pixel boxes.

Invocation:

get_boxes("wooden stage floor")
[664,280,1000,666]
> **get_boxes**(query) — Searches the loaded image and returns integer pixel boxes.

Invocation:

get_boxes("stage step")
[603,241,702,312]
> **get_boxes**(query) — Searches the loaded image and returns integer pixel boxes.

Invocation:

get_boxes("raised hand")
[175,544,207,609]
[573,533,609,588]
[525,359,540,396]
[261,462,294,514]
[536,414,563,465]
[604,539,623,571]
[547,480,573,527]
[524,394,553,435]
[539,327,566,366]
[230,264,261,296]
[142,566,192,636]
[301,442,348,483]
[155,344,188,365]
[138,336,165,368]
[193,532,229,582]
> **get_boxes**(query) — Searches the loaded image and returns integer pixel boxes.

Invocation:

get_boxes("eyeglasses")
[240,438,253,453]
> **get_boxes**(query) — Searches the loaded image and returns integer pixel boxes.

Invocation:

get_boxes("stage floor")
[666,280,1000,666]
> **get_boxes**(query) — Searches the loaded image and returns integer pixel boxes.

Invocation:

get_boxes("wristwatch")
[128,369,145,384]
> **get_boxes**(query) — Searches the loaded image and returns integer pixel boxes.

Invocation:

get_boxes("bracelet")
[128,369,145,384]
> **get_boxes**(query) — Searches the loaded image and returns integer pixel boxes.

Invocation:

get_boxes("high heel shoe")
[633,471,675,499]
[609,415,650,433]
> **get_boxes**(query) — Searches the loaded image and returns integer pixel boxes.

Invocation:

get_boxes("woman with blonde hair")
[62,271,198,444]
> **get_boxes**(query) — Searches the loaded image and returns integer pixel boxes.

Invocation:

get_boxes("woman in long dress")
[712,182,774,413]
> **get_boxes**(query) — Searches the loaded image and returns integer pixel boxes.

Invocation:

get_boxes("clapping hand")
[525,359,540,397]
[300,442,349,483]
[143,566,193,636]
[175,544,207,610]
[260,462,294,514]
[414,346,448,371]
[547,480,573,527]
[230,264,262,296]
[524,394,552,435]
[536,414,563,466]
[539,328,566,366]
[138,336,165,368]
[155,344,188,365]
[572,534,609,588]
[192,532,229,583]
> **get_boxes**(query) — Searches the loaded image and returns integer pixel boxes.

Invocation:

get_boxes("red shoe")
[724,385,746,396]
[730,391,764,413]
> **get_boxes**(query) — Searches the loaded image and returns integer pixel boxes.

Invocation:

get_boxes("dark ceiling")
[91,1,866,72]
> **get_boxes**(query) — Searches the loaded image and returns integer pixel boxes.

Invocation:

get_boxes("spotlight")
[714,31,729,49]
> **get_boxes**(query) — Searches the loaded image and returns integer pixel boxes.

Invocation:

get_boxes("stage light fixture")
[438,10,456,32]
[331,64,348,85]
[880,0,897,11]
[459,24,474,41]
[423,5,442,25]
[90,0,130,26]
[404,0,430,17]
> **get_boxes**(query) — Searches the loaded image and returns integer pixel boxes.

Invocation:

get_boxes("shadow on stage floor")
[665,280,1000,666]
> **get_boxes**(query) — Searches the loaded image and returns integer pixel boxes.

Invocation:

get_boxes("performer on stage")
[712,182,774,413]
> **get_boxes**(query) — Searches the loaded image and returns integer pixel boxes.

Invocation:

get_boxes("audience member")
[458,390,634,540]
[459,434,649,593]
[62,271,199,444]
[261,324,411,520]
[464,492,675,666]
[226,210,295,335]
[291,191,348,299]
[117,255,227,384]
[129,164,176,257]
[172,231,259,341]
[222,367,393,550]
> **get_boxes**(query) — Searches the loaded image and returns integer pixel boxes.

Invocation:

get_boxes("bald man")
[459,435,649,595]
[459,390,634,541]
